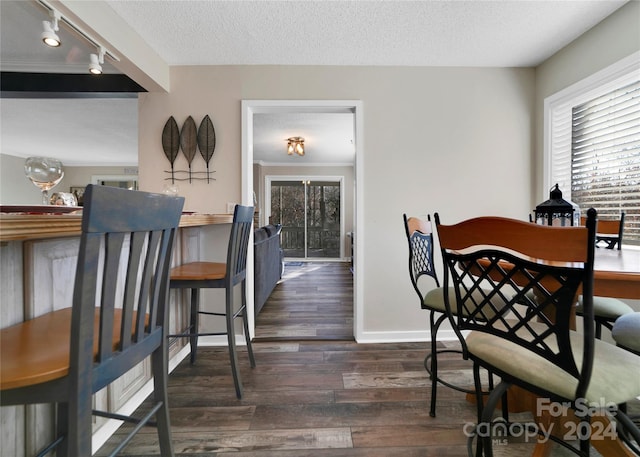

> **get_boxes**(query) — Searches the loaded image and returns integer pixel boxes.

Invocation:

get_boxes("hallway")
[254,261,354,341]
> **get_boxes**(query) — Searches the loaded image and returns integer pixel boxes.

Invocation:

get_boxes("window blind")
[571,80,640,244]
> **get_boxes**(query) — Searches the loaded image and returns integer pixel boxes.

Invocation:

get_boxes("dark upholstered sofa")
[254,224,283,315]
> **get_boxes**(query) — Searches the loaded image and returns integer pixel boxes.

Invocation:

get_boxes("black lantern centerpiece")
[534,184,580,226]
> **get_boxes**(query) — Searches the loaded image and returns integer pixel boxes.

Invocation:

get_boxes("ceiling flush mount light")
[41,10,61,47]
[89,47,105,75]
[286,137,305,156]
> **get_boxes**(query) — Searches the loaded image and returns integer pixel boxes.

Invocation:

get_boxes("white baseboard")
[355,329,460,344]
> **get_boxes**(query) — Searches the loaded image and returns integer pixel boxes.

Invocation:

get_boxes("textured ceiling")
[105,0,627,67]
[254,112,355,165]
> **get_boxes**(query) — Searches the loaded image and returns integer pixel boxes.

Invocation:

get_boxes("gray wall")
[137,65,535,341]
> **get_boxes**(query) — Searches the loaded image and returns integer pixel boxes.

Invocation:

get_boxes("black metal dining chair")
[577,212,632,338]
[0,184,184,457]
[403,213,490,417]
[435,209,640,456]
[169,204,255,399]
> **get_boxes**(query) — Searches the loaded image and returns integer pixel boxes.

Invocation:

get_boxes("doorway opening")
[242,100,364,341]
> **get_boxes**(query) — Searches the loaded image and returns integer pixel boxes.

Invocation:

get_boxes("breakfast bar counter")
[0,211,233,242]
[0,210,233,455]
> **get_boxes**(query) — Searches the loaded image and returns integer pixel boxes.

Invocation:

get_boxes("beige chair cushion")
[423,287,451,312]
[576,295,633,320]
[612,312,640,353]
[466,321,640,406]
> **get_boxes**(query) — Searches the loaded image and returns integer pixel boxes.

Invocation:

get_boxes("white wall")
[136,65,535,340]
[0,154,43,204]
[0,154,137,205]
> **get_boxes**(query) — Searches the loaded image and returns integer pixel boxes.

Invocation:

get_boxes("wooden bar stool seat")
[170,261,226,281]
[1,308,147,391]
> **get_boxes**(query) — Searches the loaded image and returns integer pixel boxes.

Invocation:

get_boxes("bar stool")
[169,204,255,398]
[0,184,184,457]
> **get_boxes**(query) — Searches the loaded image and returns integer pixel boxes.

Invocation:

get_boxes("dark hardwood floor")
[254,261,354,341]
[97,262,636,456]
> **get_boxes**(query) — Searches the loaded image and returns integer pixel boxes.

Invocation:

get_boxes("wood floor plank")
[342,370,430,389]
[249,401,437,429]
[101,428,353,455]
[350,424,469,448]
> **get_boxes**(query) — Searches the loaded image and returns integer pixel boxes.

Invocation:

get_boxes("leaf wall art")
[180,116,197,183]
[197,115,216,183]
[161,115,216,183]
[161,116,180,183]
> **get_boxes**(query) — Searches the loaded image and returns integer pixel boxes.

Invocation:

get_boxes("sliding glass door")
[269,179,341,259]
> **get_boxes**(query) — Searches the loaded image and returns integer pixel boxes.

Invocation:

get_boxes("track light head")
[88,54,102,74]
[89,48,105,75]
[41,10,61,47]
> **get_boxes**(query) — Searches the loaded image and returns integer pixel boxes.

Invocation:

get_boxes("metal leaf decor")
[197,115,216,183]
[162,116,179,183]
[180,116,198,183]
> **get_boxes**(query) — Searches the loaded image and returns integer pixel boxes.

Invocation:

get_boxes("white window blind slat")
[571,79,640,244]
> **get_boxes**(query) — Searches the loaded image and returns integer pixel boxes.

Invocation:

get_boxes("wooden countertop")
[0,212,233,242]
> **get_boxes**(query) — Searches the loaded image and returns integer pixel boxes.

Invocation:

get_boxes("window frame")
[543,51,640,202]
[265,174,345,259]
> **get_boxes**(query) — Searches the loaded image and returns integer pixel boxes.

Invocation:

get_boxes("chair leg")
[473,364,483,420]
[472,364,484,457]
[66,387,94,457]
[226,284,243,399]
[428,310,438,418]
[579,423,591,456]
[151,338,175,457]
[595,320,603,340]
[614,407,640,454]
[241,279,256,368]
[189,288,199,364]
[480,380,511,457]
[53,402,69,457]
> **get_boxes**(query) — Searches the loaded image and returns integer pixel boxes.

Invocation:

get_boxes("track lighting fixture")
[37,0,120,73]
[41,10,61,47]
[89,47,105,75]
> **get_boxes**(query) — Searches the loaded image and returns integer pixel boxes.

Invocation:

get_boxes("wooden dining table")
[592,247,640,299]
[509,247,640,457]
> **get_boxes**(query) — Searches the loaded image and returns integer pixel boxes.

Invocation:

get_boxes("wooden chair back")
[73,184,184,398]
[434,209,597,400]
[581,211,624,249]
[226,205,254,286]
